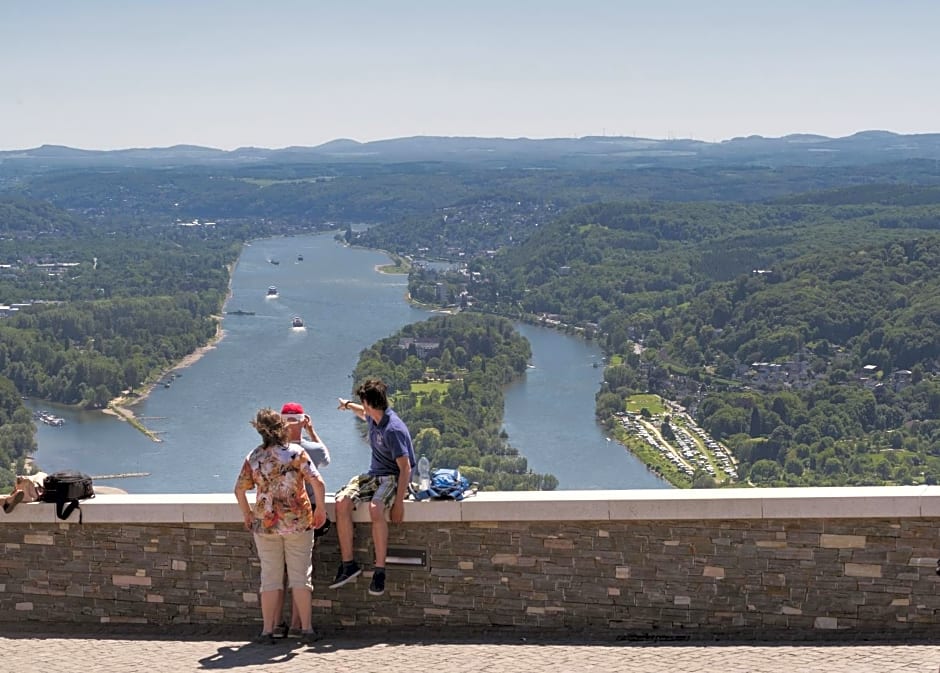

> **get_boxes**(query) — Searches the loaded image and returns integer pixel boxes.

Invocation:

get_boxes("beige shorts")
[253,529,315,593]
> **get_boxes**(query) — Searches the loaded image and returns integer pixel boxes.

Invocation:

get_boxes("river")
[31,232,668,493]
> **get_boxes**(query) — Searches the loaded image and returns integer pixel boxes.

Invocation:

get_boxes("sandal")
[3,490,24,514]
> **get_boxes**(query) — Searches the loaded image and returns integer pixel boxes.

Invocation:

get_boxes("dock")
[90,472,151,480]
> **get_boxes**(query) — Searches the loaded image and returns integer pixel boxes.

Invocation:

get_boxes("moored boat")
[34,410,65,427]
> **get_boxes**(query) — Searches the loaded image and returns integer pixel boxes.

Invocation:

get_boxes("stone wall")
[1,488,939,638]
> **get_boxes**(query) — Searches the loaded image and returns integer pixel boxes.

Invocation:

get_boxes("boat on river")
[297,254,303,261]
[292,315,304,328]
[226,309,256,316]
[266,286,278,298]
[34,410,65,426]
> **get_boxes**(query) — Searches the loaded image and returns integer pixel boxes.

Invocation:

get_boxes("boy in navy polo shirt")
[331,378,415,596]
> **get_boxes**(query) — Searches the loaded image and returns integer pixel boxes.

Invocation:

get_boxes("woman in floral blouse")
[235,408,327,644]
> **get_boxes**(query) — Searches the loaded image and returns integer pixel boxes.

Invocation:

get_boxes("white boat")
[292,315,304,328]
[266,286,278,297]
[34,410,65,427]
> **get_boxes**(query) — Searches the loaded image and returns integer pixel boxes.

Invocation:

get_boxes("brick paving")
[2,629,939,673]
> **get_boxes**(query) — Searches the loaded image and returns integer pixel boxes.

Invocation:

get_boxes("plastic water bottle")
[417,455,430,492]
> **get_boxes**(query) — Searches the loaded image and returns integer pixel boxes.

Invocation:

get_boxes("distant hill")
[3,132,940,170]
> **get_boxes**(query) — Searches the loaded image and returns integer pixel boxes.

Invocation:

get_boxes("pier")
[90,472,151,480]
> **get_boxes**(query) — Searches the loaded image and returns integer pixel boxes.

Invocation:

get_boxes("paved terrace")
[3,487,940,671]
[2,627,940,673]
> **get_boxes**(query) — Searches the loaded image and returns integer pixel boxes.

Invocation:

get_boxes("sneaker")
[3,489,24,514]
[287,627,303,638]
[368,570,386,596]
[313,518,332,539]
[273,622,289,639]
[329,561,361,589]
[253,632,276,645]
[298,628,321,646]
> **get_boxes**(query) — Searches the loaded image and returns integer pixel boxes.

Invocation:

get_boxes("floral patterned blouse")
[235,443,321,535]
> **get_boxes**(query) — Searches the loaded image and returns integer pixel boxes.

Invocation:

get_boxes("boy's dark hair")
[355,378,389,411]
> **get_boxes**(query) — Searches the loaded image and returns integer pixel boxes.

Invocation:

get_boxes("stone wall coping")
[4,485,940,525]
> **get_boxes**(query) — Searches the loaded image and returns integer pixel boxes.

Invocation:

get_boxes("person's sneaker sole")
[328,567,362,589]
[3,489,24,514]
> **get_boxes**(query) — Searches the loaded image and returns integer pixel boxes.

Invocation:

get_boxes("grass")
[626,393,666,416]
[377,253,411,274]
[411,381,450,395]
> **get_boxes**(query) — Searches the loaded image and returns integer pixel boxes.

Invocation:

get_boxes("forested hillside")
[441,190,940,486]
[4,155,940,491]
[0,197,88,237]
[0,199,240,488]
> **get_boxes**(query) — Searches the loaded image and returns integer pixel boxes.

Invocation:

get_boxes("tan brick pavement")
[2,630,940,673]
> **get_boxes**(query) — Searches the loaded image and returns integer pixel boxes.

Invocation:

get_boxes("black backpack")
[41,471,95,522]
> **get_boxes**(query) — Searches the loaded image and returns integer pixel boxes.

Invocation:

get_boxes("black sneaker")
[368,570,386,596]
[273,621,289,639]
[298,628,321,646]
[329,561,362,589]
[314,518,332,540]
[253,632,276,645]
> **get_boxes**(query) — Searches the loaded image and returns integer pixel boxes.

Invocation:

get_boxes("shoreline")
[103,257,237,441]
[103,322,226,441]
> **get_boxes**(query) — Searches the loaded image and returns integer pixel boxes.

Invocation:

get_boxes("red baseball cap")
[281,402,304,416]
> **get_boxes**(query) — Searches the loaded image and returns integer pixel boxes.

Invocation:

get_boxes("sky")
[2,1,939,151]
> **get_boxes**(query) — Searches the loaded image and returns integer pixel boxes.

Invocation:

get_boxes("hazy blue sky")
[2,1,938,151]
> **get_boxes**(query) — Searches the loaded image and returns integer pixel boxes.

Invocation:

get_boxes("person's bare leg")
[335,497,355,562]
[260,589,282,634]
[369,501,388,568]
[290,593,301,629]
[292,587,312,631]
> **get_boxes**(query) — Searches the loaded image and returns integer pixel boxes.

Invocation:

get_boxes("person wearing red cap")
[280,402,331,473]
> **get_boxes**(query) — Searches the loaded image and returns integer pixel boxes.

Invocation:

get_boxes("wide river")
[31,232,668,493]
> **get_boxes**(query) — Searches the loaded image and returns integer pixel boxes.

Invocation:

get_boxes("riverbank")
[102,256,239,441]
[103,321,226,441]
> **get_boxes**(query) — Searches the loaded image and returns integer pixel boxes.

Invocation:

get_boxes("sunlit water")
[32,232,668,493]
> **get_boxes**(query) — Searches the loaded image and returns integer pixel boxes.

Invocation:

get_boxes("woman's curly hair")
[250,407,290,447]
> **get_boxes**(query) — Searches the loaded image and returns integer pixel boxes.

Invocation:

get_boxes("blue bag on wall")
[413,468,477,501]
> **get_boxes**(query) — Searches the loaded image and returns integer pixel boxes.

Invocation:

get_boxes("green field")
[411,381,450,395]
[626,393,666,416]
